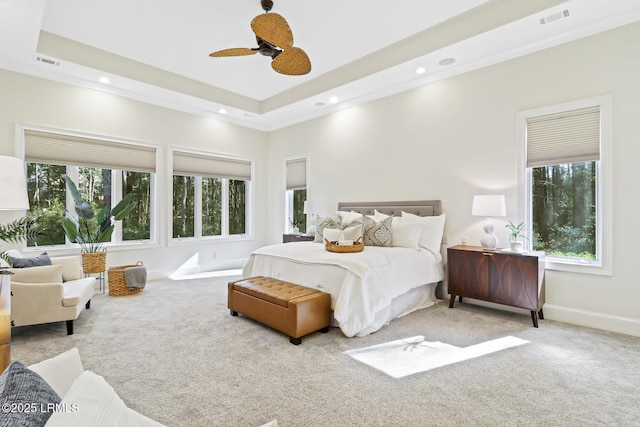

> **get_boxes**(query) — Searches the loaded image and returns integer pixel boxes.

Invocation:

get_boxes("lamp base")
[480,234,498,250]
[480,219,498,250]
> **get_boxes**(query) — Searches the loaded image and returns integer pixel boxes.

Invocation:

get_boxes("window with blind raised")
[171,149,251,240]
[520,96,612,274]
[285,157,307,233]
[23,129,156,247]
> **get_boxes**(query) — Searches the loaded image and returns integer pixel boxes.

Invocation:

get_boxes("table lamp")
[303,200,315,235]
[0,155,29,210]
[471,195,506,250]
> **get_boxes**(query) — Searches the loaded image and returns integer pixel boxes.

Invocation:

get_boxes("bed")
[242,200,445,337]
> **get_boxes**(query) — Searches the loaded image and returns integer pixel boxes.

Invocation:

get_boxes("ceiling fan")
[209,0,311,76]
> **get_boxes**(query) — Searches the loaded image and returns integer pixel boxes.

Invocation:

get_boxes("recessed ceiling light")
[98,76,110,84]
[416,66,426,74]
[218,108,227,115]
[329,96,339,104]
[438,58,456,67]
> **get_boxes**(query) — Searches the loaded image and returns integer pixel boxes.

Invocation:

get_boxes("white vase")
[510,240,524,253]
[291,226,299,234]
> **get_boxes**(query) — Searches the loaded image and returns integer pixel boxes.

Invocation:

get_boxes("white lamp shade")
[0,155,29,210]
[472,195,506,217]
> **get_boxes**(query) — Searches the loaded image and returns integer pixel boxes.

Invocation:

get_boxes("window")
[172,175,195,239]
[518,96,612,275]
[285,157,308,233]
[172,150,252,240]
[23,129,156,248]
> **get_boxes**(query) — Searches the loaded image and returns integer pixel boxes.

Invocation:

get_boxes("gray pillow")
[10,252,52,269]
[0,361,61,426]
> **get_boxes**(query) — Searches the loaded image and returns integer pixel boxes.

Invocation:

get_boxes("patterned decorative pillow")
[362,216,393,247]
[0,361,61,426]
[314,215,341,242]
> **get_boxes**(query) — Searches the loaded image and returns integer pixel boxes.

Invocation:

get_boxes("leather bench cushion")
[231,276,319,308]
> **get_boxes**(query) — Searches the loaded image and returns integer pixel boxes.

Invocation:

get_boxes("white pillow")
[366,209,390,222]
[29,348,84,398]
[337,210,363,227]
[401,212,446,255]
[0,249,23,268]
[44,371,136,427]
[391,221,421,250]
[323,225,362,242]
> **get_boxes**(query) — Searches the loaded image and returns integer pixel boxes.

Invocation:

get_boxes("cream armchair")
[8,253,95,335]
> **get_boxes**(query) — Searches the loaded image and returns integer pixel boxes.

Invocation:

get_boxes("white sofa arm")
[10,281,65,326]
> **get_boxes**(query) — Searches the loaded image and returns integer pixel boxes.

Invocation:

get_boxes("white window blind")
[24,130,156,173]
[172,150,251,181]
[286,158,306,190]
[526,106,600,168]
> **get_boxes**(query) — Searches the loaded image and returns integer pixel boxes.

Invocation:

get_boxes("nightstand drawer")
[283,234,315,243]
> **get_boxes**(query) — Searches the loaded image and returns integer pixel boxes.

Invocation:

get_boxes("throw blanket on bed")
[124,266,146,289]
[252,242,390,277]
[244,242,444,337]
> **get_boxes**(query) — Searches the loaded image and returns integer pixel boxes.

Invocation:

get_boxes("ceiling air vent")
[35,56,60,66]
[540,9,569,25]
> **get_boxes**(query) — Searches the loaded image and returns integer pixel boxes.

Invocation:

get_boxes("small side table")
[283,234,315,243]
[447,245,545,327]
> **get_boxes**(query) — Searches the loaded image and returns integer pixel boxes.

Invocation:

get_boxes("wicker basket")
[108,262,144,296]
[324,238,364,253]
[81,250,106,274]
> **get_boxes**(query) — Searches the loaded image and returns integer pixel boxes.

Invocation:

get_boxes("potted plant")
[505,220,527,252]
[288,217,301,234]
[0,217,38,272]
[62,176,136,273]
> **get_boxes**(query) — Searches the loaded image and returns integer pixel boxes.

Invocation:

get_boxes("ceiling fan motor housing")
[261,0,273,12]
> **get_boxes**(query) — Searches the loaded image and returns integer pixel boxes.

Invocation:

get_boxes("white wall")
[266,22,640,336]
[0,69,270,278]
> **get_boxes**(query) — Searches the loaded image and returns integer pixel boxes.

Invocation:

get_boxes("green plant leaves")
[62,175,136,252]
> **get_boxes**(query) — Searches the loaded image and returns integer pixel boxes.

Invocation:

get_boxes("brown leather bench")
[228,276,331,345]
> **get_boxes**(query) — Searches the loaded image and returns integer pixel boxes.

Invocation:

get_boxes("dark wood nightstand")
[447,245,545,327]
[283,234,315,243]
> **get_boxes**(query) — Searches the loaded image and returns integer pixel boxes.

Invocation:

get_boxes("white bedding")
[242,242,444,337]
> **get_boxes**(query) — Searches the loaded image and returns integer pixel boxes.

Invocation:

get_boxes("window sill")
[544,258,612,276]
[170,235,254,246]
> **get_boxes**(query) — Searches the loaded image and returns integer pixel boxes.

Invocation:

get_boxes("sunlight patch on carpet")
[344,335,529,378]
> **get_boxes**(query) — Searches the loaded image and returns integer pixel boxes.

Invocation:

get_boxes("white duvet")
[242,242,444,337]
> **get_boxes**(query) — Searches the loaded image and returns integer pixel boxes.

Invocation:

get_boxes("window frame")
[516,95,613,276]
[284,154,309,233]
[169,148,253,244]
[16,124,159,254]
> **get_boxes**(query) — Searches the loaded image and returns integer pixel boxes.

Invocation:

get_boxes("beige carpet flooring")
[10,275,640,427]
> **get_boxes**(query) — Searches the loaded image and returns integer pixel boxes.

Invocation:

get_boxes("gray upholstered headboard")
[337,200,442,217]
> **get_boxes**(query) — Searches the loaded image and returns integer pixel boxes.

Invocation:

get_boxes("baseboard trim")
[543,304,640,337]
[448,298,640,338]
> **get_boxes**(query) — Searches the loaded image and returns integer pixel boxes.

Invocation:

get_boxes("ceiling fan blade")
[271,47,311,76]
[209,48,257,57]
[251,13,293,49]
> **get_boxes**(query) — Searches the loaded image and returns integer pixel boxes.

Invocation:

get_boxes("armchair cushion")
[10,264,63,284]
[51,256,83,282]
[62,279,95,307]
